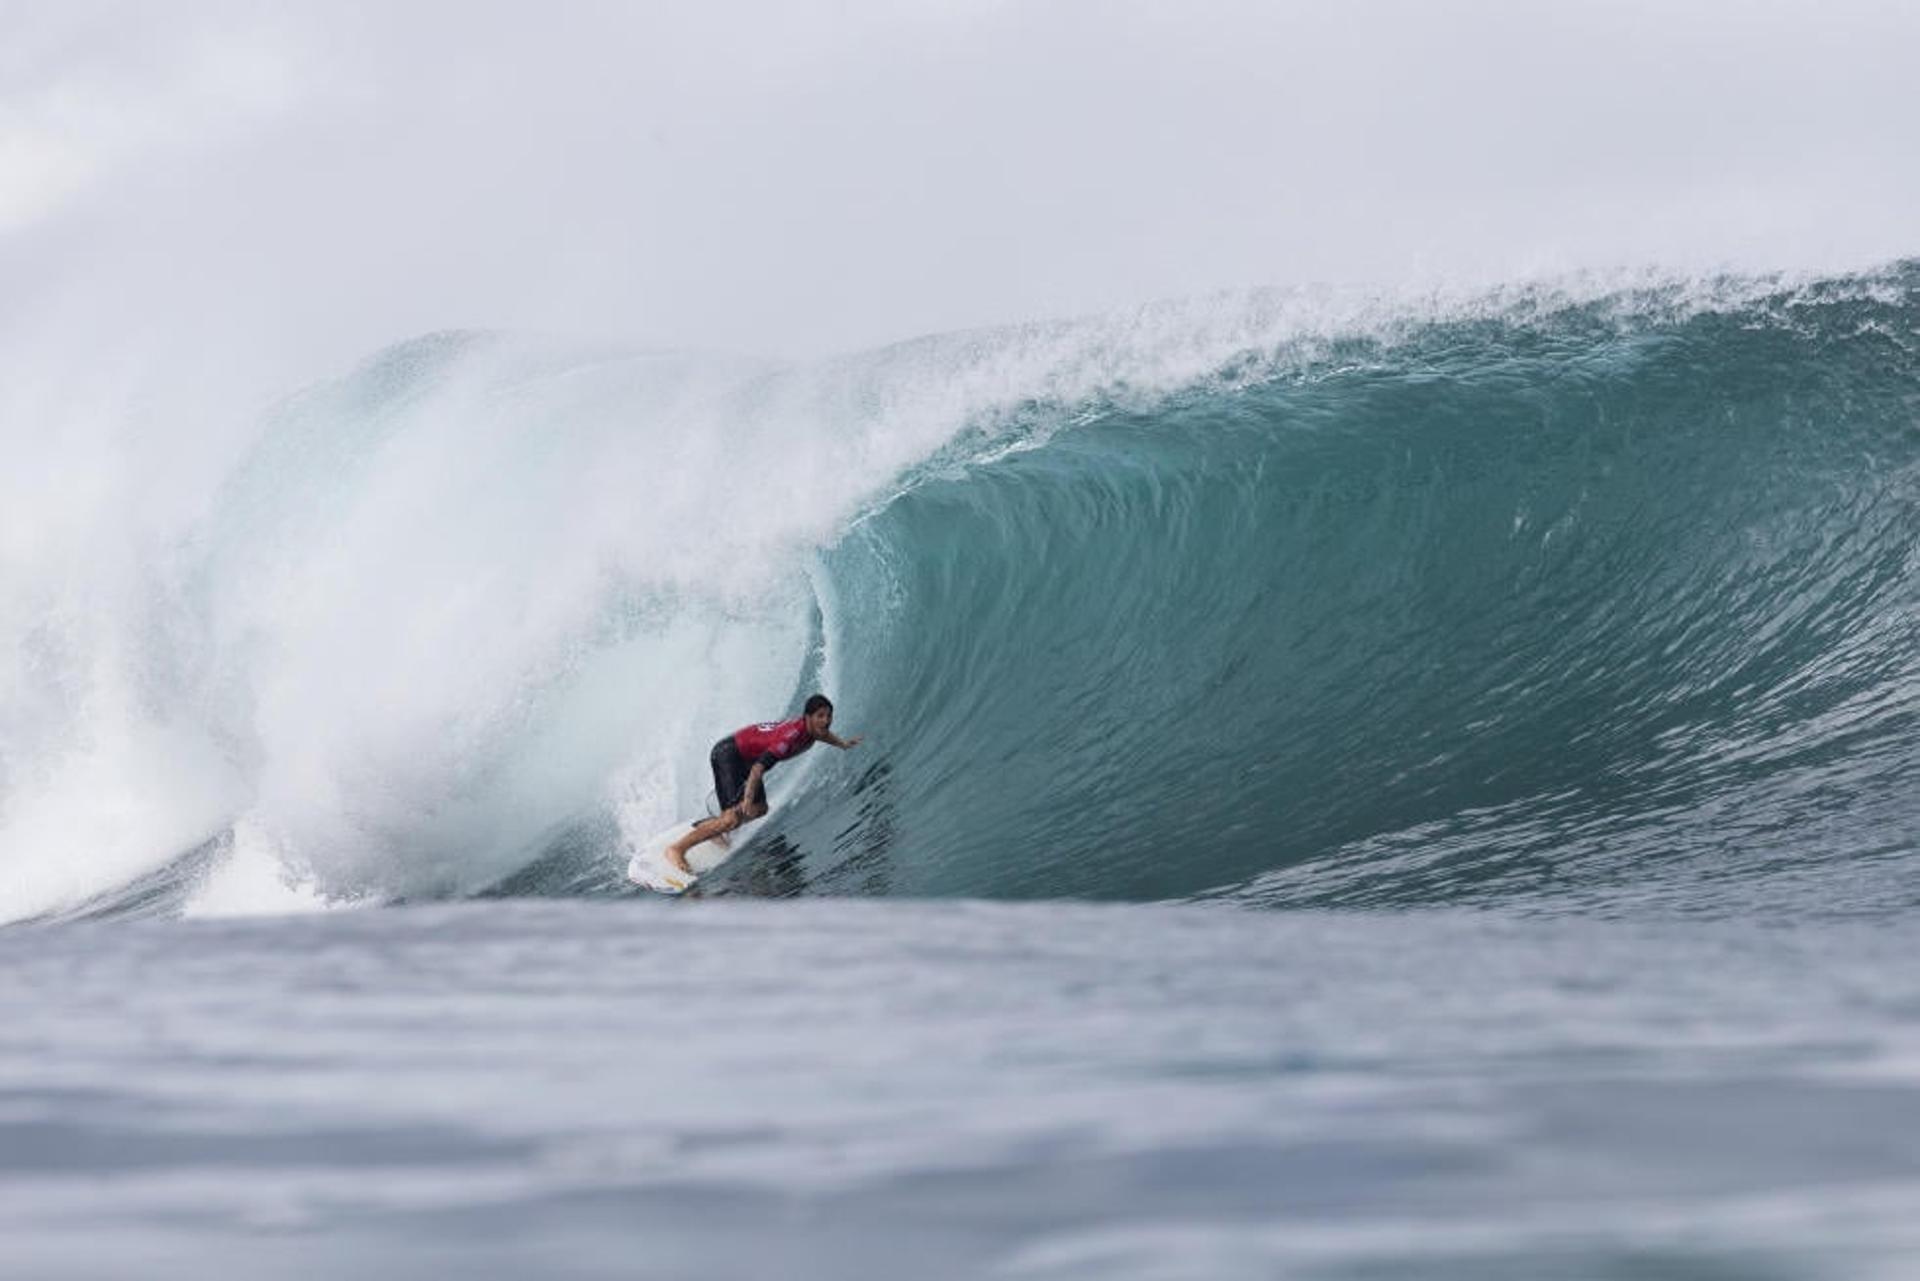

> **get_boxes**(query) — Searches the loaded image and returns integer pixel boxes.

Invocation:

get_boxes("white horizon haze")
[1,0,1915,377]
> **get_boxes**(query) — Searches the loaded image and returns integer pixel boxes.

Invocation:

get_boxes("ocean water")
[2,264,1918,1277]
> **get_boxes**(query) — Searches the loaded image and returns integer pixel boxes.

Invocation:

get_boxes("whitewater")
[3,263,1919,1278]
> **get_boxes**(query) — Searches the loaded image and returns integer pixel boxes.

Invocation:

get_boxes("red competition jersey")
[733,717,816,769]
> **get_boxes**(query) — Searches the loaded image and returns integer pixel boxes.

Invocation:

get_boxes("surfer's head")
[803,693,834,737]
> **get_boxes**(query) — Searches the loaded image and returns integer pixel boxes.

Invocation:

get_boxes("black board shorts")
[710,737,760,811]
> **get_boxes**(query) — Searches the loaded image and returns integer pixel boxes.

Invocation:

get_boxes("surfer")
[664,694,862,875]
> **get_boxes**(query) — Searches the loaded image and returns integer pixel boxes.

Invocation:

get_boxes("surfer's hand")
[844,735,863,748]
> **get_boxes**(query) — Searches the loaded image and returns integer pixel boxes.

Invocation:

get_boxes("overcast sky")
[2,0,1916,373]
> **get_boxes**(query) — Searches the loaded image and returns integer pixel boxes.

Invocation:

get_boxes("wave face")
[787,266,1920,910]
[2,265,1916,920]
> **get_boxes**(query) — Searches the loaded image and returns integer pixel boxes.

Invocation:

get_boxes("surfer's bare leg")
[665,811,735,873]
[664,795,767,873]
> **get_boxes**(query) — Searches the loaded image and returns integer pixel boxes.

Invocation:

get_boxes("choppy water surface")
[5,898,1920,1280]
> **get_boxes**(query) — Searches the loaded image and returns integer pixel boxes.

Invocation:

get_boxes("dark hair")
[803,694,833,716]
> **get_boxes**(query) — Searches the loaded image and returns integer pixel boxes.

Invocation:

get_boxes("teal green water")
[781,269,1920,908]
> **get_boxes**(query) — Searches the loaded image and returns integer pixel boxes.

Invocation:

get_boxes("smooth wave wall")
[786,267,1920,908]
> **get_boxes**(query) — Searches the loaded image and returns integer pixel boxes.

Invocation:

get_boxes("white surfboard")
[626,817,740,895]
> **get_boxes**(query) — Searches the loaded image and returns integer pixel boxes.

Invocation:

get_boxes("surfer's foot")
[664,847,693,875]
